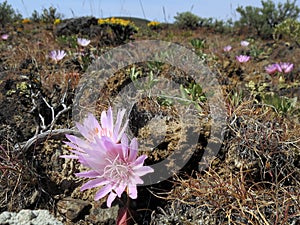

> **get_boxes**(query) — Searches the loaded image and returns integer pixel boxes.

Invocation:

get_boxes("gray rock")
[54,16,100,37]
[57,197,91,221]
[0,209,63,225]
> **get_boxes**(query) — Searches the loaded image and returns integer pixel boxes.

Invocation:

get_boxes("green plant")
[190,38,206,50]
[174,11,201,29]
[0,0,22,26]
[263,93,298,115]
[190,38,208,60]
[179,83,207,111]
[273,18,300,46]
[249,45,264,58]
[30,6,63,23]
[235,0,300,38]
[130,66,158,97]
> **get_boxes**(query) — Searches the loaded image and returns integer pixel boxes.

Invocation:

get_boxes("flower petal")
[107,191,118,207]
[94,184,113,201]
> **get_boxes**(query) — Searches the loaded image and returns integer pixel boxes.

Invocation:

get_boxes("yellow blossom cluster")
[98,17,137,29]
[147,21,161,27]
[22,18,31,24]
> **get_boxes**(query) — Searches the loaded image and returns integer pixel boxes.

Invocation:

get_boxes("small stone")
[57,197,91,221]
[86,201,119,224]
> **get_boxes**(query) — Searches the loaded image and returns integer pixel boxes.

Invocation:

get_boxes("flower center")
[103,156,131,181]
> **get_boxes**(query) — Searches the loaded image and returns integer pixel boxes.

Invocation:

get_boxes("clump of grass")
[0,145,37,212]
[151,99,300,224]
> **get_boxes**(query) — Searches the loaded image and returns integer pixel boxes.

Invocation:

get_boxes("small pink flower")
[49,50,66,62]
[62,108,154,207]
[77,38,91,47]
[279,62,294,73]
[241,40,249,47]
[1,34,9,40]
[265,63,279,75]
[236,55,250,63]
[223,45,232,52]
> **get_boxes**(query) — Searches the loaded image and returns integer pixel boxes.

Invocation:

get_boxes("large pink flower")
[76,136,153,207]
[62,108,153,207]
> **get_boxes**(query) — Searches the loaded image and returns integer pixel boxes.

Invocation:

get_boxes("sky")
[6,0,295,23]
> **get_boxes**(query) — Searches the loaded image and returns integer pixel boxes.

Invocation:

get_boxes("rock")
[86,201,119,224]
[57,197,91,221]
[0,209,63,225]
[54,16,100,37]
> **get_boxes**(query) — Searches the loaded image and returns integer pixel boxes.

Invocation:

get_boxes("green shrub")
[30,6,63,23]
[273,18,300,46]
[174,11,201,29]
[0,0,22,26]
[235,0,300,38]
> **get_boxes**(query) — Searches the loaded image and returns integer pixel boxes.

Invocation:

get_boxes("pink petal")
[94,184,113,201]
[128,138,138,161]
[80,178,108,191]
[114,183,127,197]
[133,166,154,177]
[101,107,113,132]
[114,109,126,140]
[127,184,138,199]
[107,191,118,207]
[121,135,129,160]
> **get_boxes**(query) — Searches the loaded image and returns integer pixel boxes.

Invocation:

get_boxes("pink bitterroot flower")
[77,37,91,47]
[240,40,249,47]
[236,55,250,63]
[76,136,153,207]
[223,45,232,52]
[62,108,153,207]
[278,62,294,73]
[265,63,280,75]
[49,50,66,62]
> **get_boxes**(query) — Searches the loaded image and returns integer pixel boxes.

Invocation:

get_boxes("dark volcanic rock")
[54,16,102,37]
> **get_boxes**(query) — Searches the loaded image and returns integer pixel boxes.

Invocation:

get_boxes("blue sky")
[6,0,292,22]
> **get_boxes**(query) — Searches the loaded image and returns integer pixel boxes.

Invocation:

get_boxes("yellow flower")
[22,18,31,24]
[54,19,61,25]
[147,21,160,27]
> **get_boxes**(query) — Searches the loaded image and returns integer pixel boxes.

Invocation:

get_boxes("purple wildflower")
[62,108,153,207]
[1,34,9,40]
[77,38,91,47]
[49,50,66,62]
[240,40,249,47]
[236,55,250,63]
[279,62,294,73]
[265,63,280,75]
[223,45,232,52]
